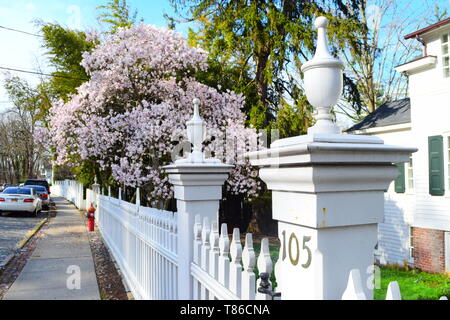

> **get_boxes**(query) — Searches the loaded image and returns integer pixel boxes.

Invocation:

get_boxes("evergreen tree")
[97,0,140,33]
[169,0,365,130]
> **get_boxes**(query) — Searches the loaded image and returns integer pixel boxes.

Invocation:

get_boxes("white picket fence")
[52,180,84,210]
[95,195,277,300]
[191,215,275,300]
[97,194,178,300]
[53,180,448,301]
[85,188,98,211]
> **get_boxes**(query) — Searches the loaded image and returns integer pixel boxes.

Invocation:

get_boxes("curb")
[15,218,48,250]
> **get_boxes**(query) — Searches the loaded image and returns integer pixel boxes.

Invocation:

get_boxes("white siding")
[354,25,450,266]
[378,193,414,265]
[409,25,450,231]
[364,129,415,265]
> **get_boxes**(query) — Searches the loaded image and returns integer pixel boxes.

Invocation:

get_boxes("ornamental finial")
[186,98,206,162]
[313,16,333,60]
[301,16,344,135]
[176,98,220,164]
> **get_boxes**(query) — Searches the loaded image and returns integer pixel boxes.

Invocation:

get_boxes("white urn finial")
[176,98,220,164]
[301,16,344,135]
[186,98,206,162]
[193,98,201,117]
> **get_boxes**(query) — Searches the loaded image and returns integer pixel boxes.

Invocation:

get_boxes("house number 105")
[281,231,312,268]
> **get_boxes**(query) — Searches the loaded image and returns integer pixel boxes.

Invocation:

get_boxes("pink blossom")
[49,24,260,201]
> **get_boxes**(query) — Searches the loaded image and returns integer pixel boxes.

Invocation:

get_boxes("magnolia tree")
[49,24,261,204]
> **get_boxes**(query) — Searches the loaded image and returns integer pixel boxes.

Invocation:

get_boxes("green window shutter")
[394,162,405,193]
[428,135,445,196]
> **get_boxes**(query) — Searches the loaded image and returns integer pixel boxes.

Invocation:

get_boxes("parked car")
[0,187,42,216]
[24,179,50,195]
[24,185,50,210]
[0,184,13,192]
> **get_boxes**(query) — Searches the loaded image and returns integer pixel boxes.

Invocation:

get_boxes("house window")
[407,155,414,190]
[443,33,450,78]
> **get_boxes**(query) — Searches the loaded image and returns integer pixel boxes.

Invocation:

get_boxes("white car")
[25,185,50,210]
[0,187,42,216]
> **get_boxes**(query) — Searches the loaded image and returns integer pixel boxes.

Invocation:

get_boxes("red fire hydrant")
[86,204,96,232]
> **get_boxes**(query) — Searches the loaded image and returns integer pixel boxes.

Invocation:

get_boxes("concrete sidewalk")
[3,198,100,300]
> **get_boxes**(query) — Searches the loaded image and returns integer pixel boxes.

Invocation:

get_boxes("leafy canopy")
[170,0,365,133]
[97,0,140,33]
[38,22,97,101]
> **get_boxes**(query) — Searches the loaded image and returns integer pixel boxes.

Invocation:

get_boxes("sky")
[0,0,192,111]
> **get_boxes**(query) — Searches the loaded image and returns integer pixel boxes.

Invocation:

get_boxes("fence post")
[164,98,233,300]
[136,187,140,207]
[246,17,416,300]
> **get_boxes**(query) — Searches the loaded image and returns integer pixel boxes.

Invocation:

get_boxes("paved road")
[0,209,48,267]
[4,198,100,300]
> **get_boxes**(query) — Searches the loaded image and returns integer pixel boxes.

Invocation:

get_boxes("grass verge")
[252,237,449,300]
[374,265,450,300]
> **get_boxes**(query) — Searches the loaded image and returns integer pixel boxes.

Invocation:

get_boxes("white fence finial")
[242,233,256,272]
[136,187,140,206]
[210,221,219,252]
[209,221,220,282]
[229,228,242,297]
[218,223,231,288]
[230,228,242,264]
[342,269,367,300]
[202,217,211,246]
[256,238,273,300]
[301,16,343,135]
[182,98,206,163]
[194,215,202,241]
[174,98,220,164]
[219,223,230,257]
[118,187,122,200]
[242,233,256,300]
[257,238,272,275]
[386,281,402,300]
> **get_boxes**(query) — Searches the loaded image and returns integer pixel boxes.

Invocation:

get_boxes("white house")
[348,17,450,274]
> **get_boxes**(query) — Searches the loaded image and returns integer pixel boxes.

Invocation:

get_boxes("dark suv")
[24,179,51,194]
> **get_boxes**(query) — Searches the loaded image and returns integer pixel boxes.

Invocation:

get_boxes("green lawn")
[374,266,450,300]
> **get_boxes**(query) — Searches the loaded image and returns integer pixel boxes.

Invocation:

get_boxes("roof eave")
[395,55,437,74]
[404,17,450,40]
[347,122,411,135]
